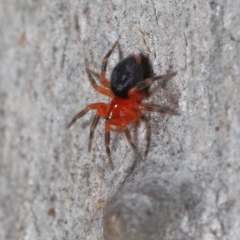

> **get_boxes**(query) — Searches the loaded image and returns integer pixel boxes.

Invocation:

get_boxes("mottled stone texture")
[0,0,239,240]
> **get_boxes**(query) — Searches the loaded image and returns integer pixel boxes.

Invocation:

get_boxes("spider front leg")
[100,41,118,88]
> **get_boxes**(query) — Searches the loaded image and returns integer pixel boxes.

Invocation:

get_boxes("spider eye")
[106,116,111,121]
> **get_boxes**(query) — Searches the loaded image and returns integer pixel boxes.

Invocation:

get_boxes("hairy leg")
[134,103,179,115]
[100,41,118,87]
[67,102,108,128]
[86,68,113,97]
[128,72,177,100]
[124,127,143,160]
[105,122,114,169]
[88,113,100,152]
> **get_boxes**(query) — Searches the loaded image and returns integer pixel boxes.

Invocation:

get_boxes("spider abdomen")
[110,56,144,98]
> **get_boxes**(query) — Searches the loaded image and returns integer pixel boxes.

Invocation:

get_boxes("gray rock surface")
[0,0,239,239]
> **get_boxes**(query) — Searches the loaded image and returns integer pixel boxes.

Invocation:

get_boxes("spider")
[68,42,179,169]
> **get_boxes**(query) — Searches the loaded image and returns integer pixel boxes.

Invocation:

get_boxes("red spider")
[68,42,179,169]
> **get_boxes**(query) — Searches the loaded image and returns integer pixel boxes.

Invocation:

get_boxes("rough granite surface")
[0,0,240,240]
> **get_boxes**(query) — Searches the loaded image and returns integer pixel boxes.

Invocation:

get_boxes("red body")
[104,97,142,130]
[68,42,178,169]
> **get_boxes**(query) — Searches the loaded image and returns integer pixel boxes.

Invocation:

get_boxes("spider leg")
[153,72,177,82]
[105,122,114,170]
[86,68,114,97]
[67,103,107,128]
[100,41,118,88]
[88,113,100,152]
[124,128,143,161]
[128,72,177,99]
[135,103,179,115]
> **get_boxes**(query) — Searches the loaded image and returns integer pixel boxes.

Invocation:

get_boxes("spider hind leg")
[124,128,143,161]
[105,122,114,169]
